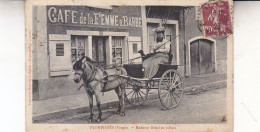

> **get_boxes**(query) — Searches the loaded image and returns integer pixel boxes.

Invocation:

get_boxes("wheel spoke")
[126,90,134,96]
[130,91,135,102]
[171,73,176,84]
[139,90,146,98]
[136,91,140,103]
[134,91,137,103]
[160,90,168,97]
[169,72,172,85]
[163,92,170,104]
[169,91,173,106]
[172,76,180,87]
[173,91,181,98]
[162,80,169,88]
[173,82,183,89]
[167,92,171,108]
[137,91,144,102]
[139,89,146,95]
[165,75,170,85]
[171,91,178,104]
[170,91,175,106]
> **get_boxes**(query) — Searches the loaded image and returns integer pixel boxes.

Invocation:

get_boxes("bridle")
[76,61,97,83]
[74,58,123,91]
[74,72,84,80]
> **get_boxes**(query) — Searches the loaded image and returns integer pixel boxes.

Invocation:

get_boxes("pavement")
[33,73,227,122]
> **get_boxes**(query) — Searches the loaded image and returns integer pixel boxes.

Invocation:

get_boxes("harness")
[77,62,121,93]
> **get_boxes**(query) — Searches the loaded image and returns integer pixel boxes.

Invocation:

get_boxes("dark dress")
[143,52,169,78]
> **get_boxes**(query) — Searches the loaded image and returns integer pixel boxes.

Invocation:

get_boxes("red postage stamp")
[201,1,232,37]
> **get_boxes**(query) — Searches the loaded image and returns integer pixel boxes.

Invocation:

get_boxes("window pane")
[112,48,115,58]
[116,58,122,64]
[76,37,85,49]
[116,48,122,57]
[133,43,138,54]
[78,49,85,60]
[71,37,76,47]
[71,49,77,62]
[112,37,124,65]
[112,38,115,47]
[117,38,121,47]
[56,43,64,56]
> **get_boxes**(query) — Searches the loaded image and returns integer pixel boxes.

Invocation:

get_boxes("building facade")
[33,6,227,100]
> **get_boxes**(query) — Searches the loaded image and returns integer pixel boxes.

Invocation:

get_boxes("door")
[190,39,214,76]
[147,23,159,52]
[147,23,177,64]
[163,24,176,64]
[92,36,107,67]
[199,39,213,74]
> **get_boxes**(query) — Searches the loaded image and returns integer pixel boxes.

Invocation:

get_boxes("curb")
[33,80,227,123]
[184,80,227,92]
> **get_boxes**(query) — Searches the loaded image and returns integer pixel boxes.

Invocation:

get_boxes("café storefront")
[33,6,227,100]
[33,6,144,100]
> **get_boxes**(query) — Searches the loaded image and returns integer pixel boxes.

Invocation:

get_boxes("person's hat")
[153,26,165,33]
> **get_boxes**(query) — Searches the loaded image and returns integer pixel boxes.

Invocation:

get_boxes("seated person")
[143,26,171,78]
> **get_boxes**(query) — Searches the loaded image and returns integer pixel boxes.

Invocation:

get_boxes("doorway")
[92,36,107,67]
[190,39,215,76]
[147,22,177,64]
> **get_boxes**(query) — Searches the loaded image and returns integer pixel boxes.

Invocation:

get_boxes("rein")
[77,61,104,91]
[83,62,98,83]
[76,57,122,91]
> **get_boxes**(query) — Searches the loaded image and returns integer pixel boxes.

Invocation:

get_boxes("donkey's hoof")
[97,118,101,123]
[88,116,93,122]
[120,112,125,116]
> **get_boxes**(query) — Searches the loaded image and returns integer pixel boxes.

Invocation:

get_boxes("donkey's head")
[73,57,85,83]
[73,56,94,83]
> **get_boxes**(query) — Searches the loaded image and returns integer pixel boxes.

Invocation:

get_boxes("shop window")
[56,43,64,56]
[71,36,87,64]
[112,37,124,65]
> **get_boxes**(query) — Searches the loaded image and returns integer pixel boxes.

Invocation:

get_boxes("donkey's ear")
[81,63,86,69]
[82,57,86,64]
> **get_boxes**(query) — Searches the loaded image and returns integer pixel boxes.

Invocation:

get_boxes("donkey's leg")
[120,85,126,116]
[95,93,102,122]
[87,91,94,122]
[115,87,121,114]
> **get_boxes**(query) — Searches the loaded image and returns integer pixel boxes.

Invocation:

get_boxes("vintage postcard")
[25,0,233,131]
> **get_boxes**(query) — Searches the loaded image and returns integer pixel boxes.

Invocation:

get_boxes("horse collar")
[83,66,97,83]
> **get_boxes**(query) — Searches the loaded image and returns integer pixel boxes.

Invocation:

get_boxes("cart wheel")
[158,69,184,109]
[124,82,148,106]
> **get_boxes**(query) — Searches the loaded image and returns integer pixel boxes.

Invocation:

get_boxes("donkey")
[73,56,127,122]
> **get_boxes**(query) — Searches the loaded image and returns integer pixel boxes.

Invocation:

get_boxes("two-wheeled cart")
[121,64,184,109]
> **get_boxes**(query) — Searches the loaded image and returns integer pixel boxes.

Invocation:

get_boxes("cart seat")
[123,64,179,79]
[123,64,143,78]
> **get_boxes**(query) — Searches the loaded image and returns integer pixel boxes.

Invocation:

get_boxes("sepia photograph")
[25,0,233,131]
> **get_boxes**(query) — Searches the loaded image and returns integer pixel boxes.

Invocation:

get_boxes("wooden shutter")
[49,34,71,76]
[128,36,142,63]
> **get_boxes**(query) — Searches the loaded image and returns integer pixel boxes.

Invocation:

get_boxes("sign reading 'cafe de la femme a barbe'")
[47,7,142,28]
